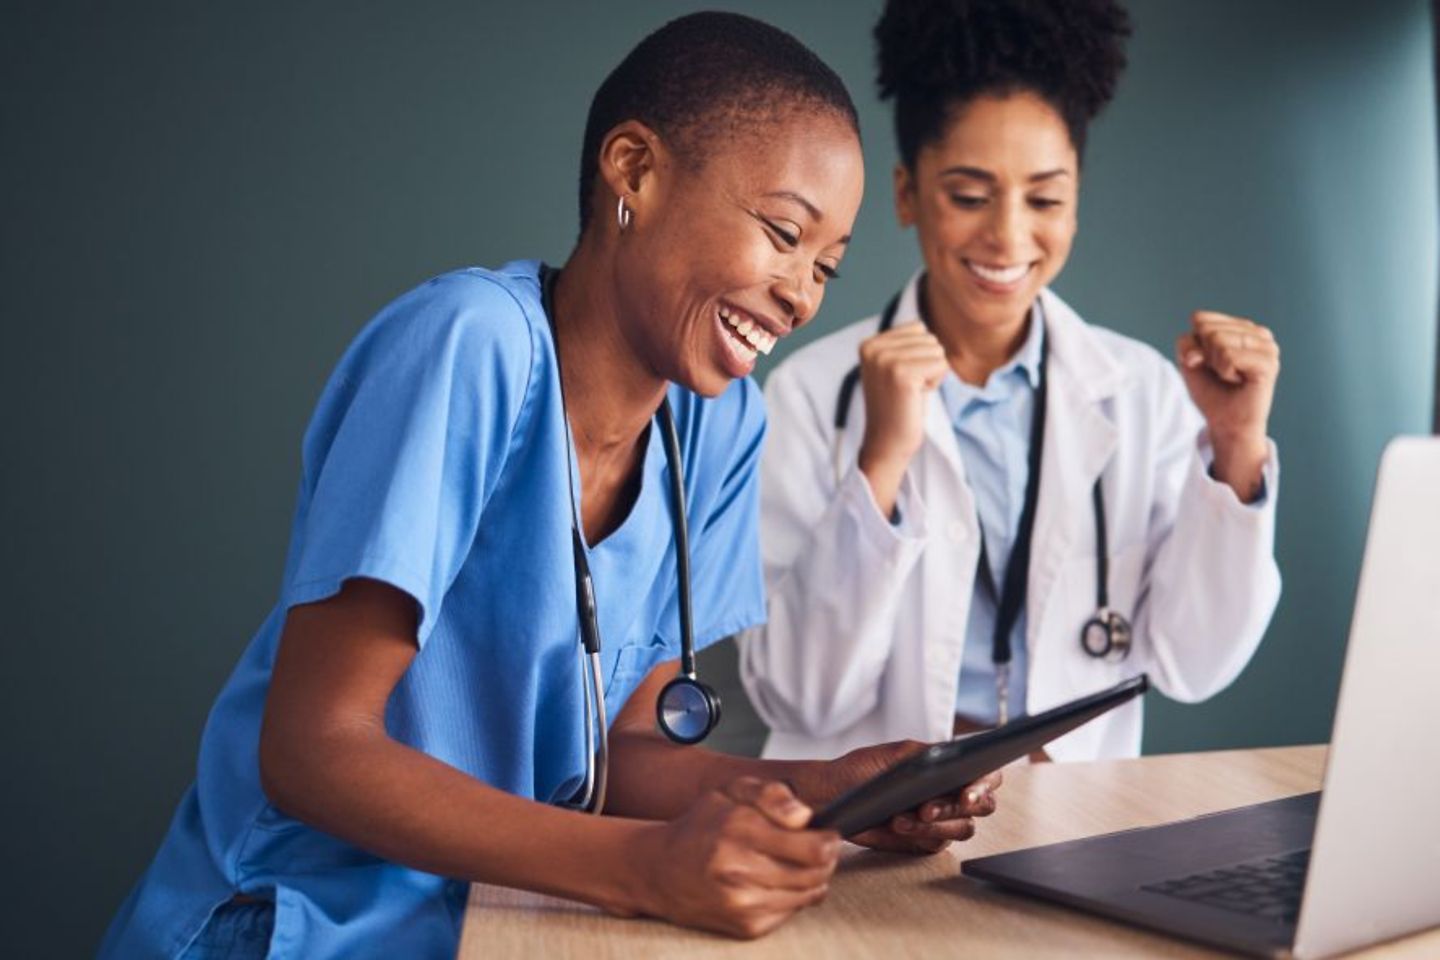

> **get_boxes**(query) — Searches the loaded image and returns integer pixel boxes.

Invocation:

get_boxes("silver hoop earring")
[616,195,633,231]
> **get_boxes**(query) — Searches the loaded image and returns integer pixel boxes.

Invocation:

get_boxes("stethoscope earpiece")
[656,675,722,745]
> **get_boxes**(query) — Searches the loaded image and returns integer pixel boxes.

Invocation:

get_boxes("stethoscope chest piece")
[1081,608,1133,661]
[656,675,722,745]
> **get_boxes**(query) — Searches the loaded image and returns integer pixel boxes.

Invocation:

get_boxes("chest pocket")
[604,637,674,717]
[1055,541,1149,692]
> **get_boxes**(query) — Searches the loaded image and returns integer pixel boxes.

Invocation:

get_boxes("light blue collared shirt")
[944,307,1045,725]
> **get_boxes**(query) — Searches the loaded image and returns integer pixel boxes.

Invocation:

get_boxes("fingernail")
[1185,351,1203,367]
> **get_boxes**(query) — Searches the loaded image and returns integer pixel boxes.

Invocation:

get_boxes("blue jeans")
[180,900,274,959]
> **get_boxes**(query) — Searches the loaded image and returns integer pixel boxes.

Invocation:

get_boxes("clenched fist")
[1175,311,1279,502]
[855,325,950,516]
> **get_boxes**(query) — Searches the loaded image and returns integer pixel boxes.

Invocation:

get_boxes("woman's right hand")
[630,777,840,939]
[856,326,949,517]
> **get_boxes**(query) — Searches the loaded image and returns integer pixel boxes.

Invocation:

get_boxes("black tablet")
[809,674,1149,837]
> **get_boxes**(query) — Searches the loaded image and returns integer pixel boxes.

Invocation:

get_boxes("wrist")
[857,445,909,518]
[1209,425,1267,460]
[602,819,663,917]
[1209,430,1269,503]
[773,759,834,811]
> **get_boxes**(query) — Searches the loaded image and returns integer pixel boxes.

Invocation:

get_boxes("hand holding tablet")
[811,675,1149,838]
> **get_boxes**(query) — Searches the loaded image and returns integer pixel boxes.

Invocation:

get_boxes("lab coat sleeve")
[1137,367,1281,702]
[738,359,929,737]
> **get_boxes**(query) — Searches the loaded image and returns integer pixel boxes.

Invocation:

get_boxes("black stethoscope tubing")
[540,266,721,815]
[831,284,1132,692]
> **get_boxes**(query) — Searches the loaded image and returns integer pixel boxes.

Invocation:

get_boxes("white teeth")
[720,307,776,356]
[967,261,1031,285]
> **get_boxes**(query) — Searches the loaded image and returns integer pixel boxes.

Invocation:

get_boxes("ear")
[893,162,916,229]
[597,120,665,225]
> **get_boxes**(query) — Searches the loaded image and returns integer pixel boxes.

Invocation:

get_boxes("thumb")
[1175,332,1205,371]
[723,777,812,830]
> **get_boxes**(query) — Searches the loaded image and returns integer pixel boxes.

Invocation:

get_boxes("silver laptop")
[962,436,1440,958]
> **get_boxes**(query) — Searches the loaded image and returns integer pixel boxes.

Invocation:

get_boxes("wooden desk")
[457,746,1440,958]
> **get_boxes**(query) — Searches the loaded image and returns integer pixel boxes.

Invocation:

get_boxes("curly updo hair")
[874,0,1131,169]
[578,12,859,231]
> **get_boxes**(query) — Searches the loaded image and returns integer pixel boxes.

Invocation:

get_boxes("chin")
[679,368,733,398]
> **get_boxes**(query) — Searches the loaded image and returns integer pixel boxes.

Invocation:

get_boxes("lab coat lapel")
[1027,291,1123,658]
[888,272,977,737]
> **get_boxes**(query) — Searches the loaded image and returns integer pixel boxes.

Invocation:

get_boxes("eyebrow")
[761,191,852,244]
[939,166,1072,183]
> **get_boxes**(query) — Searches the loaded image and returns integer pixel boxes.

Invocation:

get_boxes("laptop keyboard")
[1141,848,1310,924]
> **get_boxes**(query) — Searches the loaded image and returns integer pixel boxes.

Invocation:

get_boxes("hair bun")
[875,0,1131,124]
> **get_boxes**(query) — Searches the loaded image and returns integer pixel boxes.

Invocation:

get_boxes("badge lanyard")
[973,335,1048,726]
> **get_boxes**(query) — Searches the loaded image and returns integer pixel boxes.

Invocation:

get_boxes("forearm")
[261,725,652,915]
[604,727,826,821]
[858,449,906,519]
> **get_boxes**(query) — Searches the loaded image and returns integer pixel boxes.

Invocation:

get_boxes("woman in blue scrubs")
[100,13,999,959]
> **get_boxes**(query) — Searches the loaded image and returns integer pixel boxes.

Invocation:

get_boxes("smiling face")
[609,110,864,395]
[895,91,1079,334]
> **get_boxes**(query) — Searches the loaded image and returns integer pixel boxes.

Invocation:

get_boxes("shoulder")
[345,261,544,385]
[1042,289,1185,404]
[763,314,880,414]
[304,262,547,457]
[772,315,876,384]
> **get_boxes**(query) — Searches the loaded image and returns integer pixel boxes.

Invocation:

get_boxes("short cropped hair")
[578,12,860,231]
[874,0,1131,168]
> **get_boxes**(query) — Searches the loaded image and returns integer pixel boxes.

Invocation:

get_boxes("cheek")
[918,202,977,255]
[1036,217,1077,274]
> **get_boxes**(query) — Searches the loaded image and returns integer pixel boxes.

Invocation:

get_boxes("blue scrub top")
[100,260,767,959]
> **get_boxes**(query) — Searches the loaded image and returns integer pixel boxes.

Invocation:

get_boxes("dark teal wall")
[2,2,1434,955]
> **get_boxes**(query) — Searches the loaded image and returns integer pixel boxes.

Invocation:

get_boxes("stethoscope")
[832,283,1131,722]
[541,266,721,816]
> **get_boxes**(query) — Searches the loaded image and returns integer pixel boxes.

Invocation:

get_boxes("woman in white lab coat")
[740,0,1282,763]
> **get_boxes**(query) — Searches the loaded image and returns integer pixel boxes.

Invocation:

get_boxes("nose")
[984,196,1024,258]
[771,269,820,329]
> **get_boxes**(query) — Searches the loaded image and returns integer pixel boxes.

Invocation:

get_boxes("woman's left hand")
[1175,311,1280,502]
[798,741,1001,855]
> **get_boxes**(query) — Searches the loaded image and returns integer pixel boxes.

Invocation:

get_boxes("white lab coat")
[739,274,1281,762]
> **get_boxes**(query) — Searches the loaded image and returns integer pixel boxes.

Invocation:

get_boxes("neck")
[921,275,1033,387]
[551,241,668,455]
